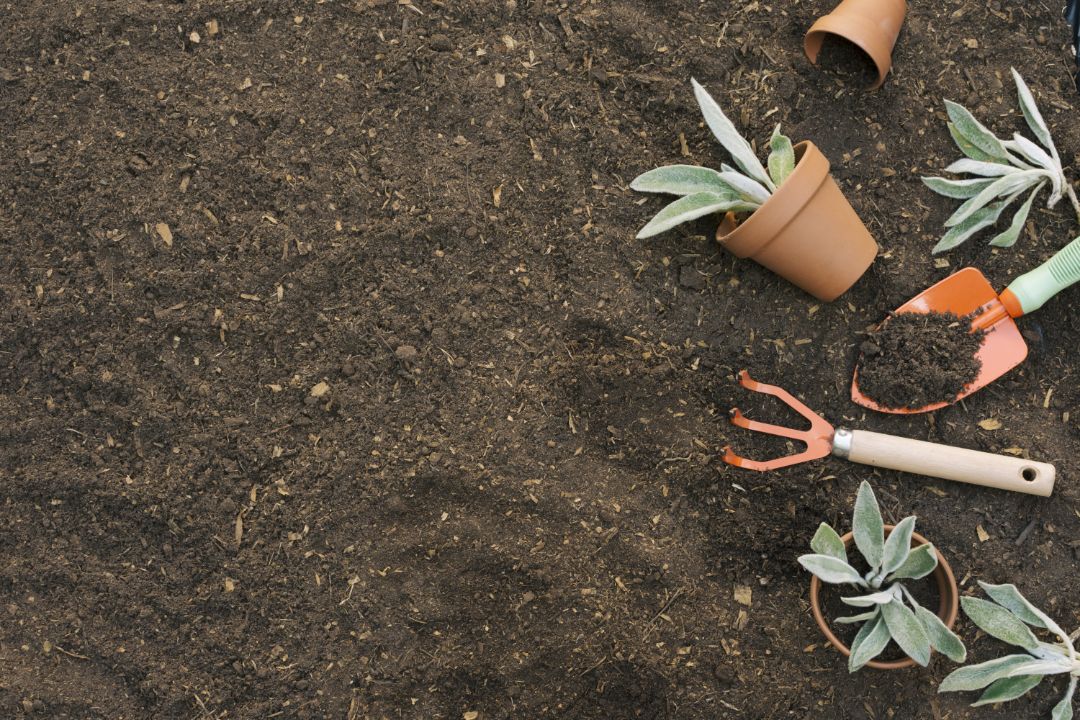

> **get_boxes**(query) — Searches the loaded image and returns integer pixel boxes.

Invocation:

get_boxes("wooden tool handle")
[841,429,1055,496]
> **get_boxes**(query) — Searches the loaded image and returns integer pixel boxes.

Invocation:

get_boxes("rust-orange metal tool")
[722,370,1054,496]
[853,236,1080,413]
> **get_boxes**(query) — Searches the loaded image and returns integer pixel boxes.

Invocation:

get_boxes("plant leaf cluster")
[631,79,796,239]
[940,583,1078,719]
[798,481,966,671]
[924,69,1079,254]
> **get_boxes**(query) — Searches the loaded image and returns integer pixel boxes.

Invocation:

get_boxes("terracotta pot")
[716,141,877,302]
[809,524,959,671]
[804,0,908,90]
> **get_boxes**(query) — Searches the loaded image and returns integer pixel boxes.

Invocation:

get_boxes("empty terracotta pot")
[804,0,908,89]
[809,525,959,671]
[716,141,877,302]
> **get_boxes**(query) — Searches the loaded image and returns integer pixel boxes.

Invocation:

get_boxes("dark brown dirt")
[815,35,878,87]
[3,1,1080,719]
[857,311,986,409]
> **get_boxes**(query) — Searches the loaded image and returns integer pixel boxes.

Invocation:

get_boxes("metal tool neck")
[832,427,853,459]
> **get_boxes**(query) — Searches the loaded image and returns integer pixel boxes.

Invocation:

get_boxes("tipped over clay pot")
[809,525,959,671]
[804,0,908,89]
[716,141,877,302]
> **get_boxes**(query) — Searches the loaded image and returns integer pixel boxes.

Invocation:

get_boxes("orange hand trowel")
[853,235,1080,413]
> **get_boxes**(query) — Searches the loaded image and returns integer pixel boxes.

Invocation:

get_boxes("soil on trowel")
[815,35,877,86]
[857,311,986,410]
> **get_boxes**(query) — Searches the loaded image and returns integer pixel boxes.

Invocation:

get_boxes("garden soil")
[857,310,986,409]
[3,1,1080,719]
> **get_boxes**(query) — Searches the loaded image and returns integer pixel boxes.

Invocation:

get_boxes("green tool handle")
[1003,235,1080,316]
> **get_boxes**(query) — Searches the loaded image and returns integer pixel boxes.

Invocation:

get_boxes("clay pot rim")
[715,140,829,258]
[808,523,959,671]
[803,0,909,90]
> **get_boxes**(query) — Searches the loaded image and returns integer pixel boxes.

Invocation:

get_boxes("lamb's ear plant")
[631,78,795,239]
[798,481,966,672]
[939,582,1078,719]
[924,68,1080,254]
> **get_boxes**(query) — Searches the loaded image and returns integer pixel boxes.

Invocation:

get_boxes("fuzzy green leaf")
[988,182,1044,248]
[945,100,1009,161]
[630,165,742,197]
[842,587,899,607]
[940,654,1058,693]
[922,176,997,199]
[849,613,891,672]
[636,192,757,239]
[835,611,878,624]
[961,596,1040,650]
[691,78,774,191]
[971,675,1043,707]
[932,199,1013,254]
[810,523,847,563]
[887,543,938,581]
[1007,134,1057,173]
[948,122,996,162]
[977,582,1063,635]
[1012,68,1056,156]
[1051,678,1076,720]
[797,554,864,586]
[944,171,1041,228]
[944,159,1015,177]
[852,481,884,570]
[714,170,772,205]
[1007,135,1062,203]
[880,516,916,575]
[913,604,966,663]
[881,598,931,667]
[767,124,795,187]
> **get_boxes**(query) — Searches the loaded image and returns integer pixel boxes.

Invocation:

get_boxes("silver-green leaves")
[797,481,964,671]
[940,582,1079,717]
[849,612,891,672]
[852,481,884,569]
[887,542,938,581]
[634,192,756,239]
[961,597,1040,651]
[768,124,795,187]
[631,79,797,240]
[924,69,1080,254]
[691,78,774,192]
[881,597,932,667]
[797,554,865,586]
[810,522,847,563]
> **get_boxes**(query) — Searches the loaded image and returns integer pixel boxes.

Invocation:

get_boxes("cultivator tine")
[721,370,835,471]
[729,407,813,442]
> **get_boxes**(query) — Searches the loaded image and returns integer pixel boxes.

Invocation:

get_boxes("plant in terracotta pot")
[631,79,878,302]
[939,582,1078,717]
[798,481,965,671]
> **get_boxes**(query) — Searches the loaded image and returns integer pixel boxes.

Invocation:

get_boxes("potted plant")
[799,481,964,670]
[632,79,878,302]
[939,582,1077,717]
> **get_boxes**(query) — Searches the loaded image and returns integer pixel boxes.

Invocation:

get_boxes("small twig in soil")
[1014,518,1038,546]
[655,455,691,469]
[53,645,90,660]
[643,587,686,639]
[577,655,607,676]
